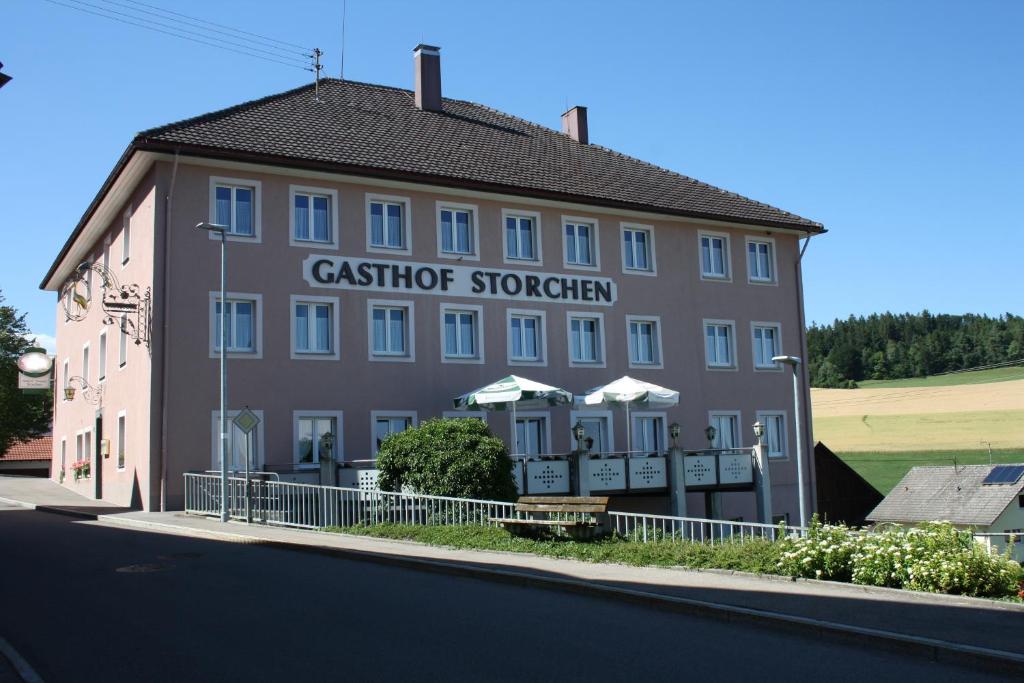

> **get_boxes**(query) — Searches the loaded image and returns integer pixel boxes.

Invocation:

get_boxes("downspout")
[159,150,180,511]
[795,232,816,514]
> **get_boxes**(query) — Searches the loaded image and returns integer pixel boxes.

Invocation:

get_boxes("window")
[633,414,665,455]
[211,295,260,356]
[367,195,411,253]
[211,410,264,471]
[503,210,541,263]
[757,411,787,459]
[709,413,740,449]
[290,186,337,247]
[116,411,126,469]
[568,313,605,366]
[211,177,261,239]
[700,232,730,279]
[563,218,597,269]
[622,224,655,274]
[571,411,613,454]
[98,331,107,381]
[372,412,416,455]
[75,432,84,465]
[704,320,736,369]
[773,513,790,525]
[438,203,478,258]
[81,343,90,385]
[62,359,69,399]
[60,438,66,470]
[508,309,546,365]
[752,324,781,369]
[369,301,414,361]
[627,316,662,368]
[1019,495,1024,509]
[103,236,111,272]
[441,305,482,363]
[294,413,342,467]
[291,296,339,359]
[514,415,549,456]
[118,315,128,367]
[747,238,775,283]
[121,209,131,264]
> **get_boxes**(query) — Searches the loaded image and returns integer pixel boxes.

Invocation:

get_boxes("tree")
[376,418,517,501]
[0,291,52,454]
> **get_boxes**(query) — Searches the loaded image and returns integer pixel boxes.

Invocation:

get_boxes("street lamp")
[197,221,230,523]
[773,354,807,528]
[704,424,717,449]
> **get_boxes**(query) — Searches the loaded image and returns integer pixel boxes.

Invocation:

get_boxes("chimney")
[561,106,588,144]
[413,44,442,112]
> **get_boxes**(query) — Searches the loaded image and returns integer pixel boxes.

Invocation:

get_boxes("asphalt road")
[0,503,1011,682]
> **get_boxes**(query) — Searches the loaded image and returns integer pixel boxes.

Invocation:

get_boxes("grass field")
[837,448,1024,495]
[857,365,1024,388]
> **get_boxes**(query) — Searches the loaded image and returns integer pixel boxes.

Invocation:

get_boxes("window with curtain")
[117,414,126,469]
[214,299,256,352]
[119,315,128,366]
[700,234,729,278]
[443,309,477,359]
[578,417,609,454]
[565,222,594,266]
[294,302,333,354]
[98,331,107,381]
[121,210,132,263]
[515,417,546,456]
[375,415,413,453]
[623,227,651,271]
[758,413,786,458]
[629,319,659,365]
[747,240,774,282]
[369,200,405,249]
[214,184,255,236]
[505,215,536,260]
[570,317,601,363]
[372,306,408,356]
[297,416,337,465]
[293,192,332,243]
[440,207,473,255]
[705,323,734,367]
[633,416,663,454]
[753,325,780,368]
[510,314,541,361]
[82,345,90,384]
[710,414,739,449]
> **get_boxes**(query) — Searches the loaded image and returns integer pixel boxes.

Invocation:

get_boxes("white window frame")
[751,322,783,371]
[116,409,127,470]
[561,215,600,271]
[510,411,551,457]
[118,315,128,368]
[501,208,543,266]
[121,209,131,266]
[210,410,265,471]
[97,330,107,382]
[569,409,615,455]
[625,315,664,369]
[370,411,418,457]
[442,410,488,423]
[440,303,484,364]
[209,176,262,243]
[703,319,737,370]
[436,201,480,261]
[60,438,66,470]
[290,295,340,360]
[708,411,742,449]
[289,185,340,249]
[745,236,778,285]
[103,235,111,272]
[631,411,668,455]
[62,359,70,399]
[566,311,606,368]
[506,308,547,366]
[620,223,657,276]
[699,230,732,281]
[366,193,412,255]
[208,292,263,359]
[367,299,415,362]
[81,342,90,385]
[756,410,789,460]
[293,410,345,468]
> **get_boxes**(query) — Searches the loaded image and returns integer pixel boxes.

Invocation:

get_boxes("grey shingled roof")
[137,79,823,232]
[867,465,1024,527]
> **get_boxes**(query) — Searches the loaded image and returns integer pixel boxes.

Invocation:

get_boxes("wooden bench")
[490,496,610,540]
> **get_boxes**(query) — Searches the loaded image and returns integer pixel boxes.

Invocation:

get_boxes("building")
[867,464,1024,560]
[42,45,825,515]
[0,435,51,477]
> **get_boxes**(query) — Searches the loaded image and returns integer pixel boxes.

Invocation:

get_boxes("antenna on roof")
[340,0,347,79]
[312,47,323,101]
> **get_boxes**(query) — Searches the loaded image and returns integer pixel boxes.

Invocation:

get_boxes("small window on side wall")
[291,187,337,246]
[367,195,411,253]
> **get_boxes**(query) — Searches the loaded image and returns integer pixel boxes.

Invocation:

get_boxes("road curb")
[94,514,1024,676]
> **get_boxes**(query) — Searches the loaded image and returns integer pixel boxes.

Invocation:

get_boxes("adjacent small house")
[0,435,52,477]
[867,464,1024,561]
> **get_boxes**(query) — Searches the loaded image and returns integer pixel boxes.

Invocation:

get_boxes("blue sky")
[2,0,1021,350]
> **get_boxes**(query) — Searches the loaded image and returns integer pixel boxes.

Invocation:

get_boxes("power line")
[39,0,312,71]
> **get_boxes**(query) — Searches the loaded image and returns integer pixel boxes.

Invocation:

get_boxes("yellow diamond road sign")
[233,408,260,435]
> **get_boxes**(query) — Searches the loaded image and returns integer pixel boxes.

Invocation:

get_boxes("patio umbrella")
[453,375,573,455]
[581,376,679,454]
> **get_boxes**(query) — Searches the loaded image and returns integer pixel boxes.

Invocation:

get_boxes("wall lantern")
[319,431,336,461]
[752,421,765,441]
[64,386,76,401]
[572,421,586,450]
[704,424,717,449]
[669,422,681,447]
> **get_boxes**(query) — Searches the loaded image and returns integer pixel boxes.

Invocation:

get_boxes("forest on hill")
[806,312,1024,388]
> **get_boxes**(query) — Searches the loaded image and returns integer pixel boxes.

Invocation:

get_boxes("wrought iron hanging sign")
[60,261,152,349]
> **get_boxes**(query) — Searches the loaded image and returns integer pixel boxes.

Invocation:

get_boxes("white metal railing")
[609,511,805,543]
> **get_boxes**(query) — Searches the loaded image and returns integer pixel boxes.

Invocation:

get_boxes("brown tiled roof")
[138,79,824,232]
[1,435,52,462]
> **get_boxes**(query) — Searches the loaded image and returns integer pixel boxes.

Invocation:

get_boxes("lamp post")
[773,355,806,528]
[197,221,230,522]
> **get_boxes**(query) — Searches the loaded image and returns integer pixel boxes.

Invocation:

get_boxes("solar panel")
[982,465,1024,486]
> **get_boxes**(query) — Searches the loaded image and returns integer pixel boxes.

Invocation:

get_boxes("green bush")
[376,418,517,501]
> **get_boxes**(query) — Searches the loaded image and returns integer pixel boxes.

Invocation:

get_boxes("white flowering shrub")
[777,517,858,581]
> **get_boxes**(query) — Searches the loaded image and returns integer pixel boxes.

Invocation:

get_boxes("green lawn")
[857,365,1024,388]
[837,448,1024,495]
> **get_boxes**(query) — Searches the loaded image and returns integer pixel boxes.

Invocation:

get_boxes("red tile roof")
[1,435,52,462]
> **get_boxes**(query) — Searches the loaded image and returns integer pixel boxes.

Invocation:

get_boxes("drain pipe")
[159,150,180,511]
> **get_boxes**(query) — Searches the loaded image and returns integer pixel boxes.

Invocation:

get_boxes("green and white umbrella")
[580,376,679,454]
[454,375,573,454]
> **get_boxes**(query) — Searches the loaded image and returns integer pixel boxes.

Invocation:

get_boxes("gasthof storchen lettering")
[43,44,826,517]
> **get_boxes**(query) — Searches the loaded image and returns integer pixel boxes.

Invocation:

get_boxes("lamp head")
[753,421,765,439]
[704,424,717,446]
[572,420,585,445]
[195,222,229,233]
[772,355,802,367]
